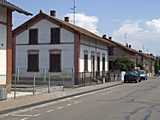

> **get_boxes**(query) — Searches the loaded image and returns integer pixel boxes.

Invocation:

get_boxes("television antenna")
[71,0,76,24]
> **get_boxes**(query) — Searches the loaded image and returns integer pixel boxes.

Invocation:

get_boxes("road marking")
[67,103,72,106]
[66,98,72,100]
[73,101,81,104]
[57,106,64,110]
[46,109,55,113]
[33,114,40,117]
[20,118,28,120]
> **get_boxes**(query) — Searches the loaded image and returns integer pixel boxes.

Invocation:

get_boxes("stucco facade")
[14,12,110,85]
[0,6,7,85]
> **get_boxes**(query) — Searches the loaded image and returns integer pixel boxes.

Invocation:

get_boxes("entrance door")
[49,53,61,72]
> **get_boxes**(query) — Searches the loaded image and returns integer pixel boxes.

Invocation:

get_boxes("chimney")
[39,10,43,14]
[126,43,129,47]
[102,34,107,39]
[108,37,112,40]
[64,17,69,22]
[50,10,56,17]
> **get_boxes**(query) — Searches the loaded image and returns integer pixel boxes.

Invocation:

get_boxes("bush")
[113,57,135,71]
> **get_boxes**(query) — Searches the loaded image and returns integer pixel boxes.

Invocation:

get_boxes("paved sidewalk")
[0,81,122,114]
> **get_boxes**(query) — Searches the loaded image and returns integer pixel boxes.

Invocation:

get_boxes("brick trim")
[6,9,12,92]
[74,32,80,85]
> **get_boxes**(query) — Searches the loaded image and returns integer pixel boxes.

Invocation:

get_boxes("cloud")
[146,18,160,32]
[112,19,160,56]
[65,13,99,34]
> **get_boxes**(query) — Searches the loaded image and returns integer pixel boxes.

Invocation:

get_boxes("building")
[13,10,114,85]
[107,37,155,76]
[0,0,31,91]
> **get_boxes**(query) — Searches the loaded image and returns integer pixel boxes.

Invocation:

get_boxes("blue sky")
[10,0,160,55]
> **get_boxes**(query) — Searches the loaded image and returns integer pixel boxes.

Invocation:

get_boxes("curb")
[0,82,123,115]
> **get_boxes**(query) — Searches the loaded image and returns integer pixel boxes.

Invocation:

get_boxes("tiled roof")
[13,11,115,47]
[12,11,155,60]
[0,0,32,15]
[109,39,155,60]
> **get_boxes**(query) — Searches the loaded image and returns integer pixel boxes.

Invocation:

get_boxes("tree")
[113,57,135,71]
[136,63,144,70]
[155,58,160,74]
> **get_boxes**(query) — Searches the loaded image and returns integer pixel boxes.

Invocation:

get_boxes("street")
[1,78,160,120]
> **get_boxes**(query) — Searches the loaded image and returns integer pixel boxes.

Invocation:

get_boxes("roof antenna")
[71,0,76,24]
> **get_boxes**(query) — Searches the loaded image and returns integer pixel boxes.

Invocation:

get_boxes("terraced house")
[13,10,114,86]
[106,37,156,76]
[0,0,31,91]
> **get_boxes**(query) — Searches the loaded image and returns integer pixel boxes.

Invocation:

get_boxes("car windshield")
[139,71,145,74]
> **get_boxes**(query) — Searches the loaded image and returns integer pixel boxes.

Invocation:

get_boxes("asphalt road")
[1,78,160,120]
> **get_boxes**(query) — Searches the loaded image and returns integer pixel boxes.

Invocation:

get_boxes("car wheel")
[135,79,138,83]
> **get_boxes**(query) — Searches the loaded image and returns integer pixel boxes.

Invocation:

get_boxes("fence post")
[43,69,47,82]
[72,68,74,88]
[33,73,36,95]
[48,73,51,93]
[17,68,20,82]
[14,73,17,99]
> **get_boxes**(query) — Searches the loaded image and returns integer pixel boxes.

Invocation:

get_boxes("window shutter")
[51,28,60,44]
[29,29,38,45]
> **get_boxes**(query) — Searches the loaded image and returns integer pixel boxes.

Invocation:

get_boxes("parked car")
[138,70,147,80]
[124,71,141,83]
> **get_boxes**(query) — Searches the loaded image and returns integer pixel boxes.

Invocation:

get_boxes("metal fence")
[11,68,121,99]
[79,71,121,86]
[11,68,74,99]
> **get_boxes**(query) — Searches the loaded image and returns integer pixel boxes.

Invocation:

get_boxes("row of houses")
[0,0,156,91]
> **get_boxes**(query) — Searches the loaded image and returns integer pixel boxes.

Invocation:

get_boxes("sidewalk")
[0,81,123,114]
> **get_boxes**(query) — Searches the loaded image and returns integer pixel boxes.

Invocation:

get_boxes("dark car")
[138,70,147,80]
[124,71,141,83]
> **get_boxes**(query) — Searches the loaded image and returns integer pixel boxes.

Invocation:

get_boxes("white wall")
[16,19,74,76]
[79,36,108,73]
[16,19,74,45]
[0,6,7,85]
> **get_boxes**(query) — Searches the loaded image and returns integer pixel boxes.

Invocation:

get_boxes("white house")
[13,10,114,85]
[0,0,31,91]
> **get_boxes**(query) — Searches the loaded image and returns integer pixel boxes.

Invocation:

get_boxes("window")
[109,61,114,70]
[84,53,88,72]
[51,28,60,44]
[29,29,38,45]
[102,55,105,71]
[108,47,114,56]
[27,52,39,72]
[49,51,61,72]
[91,54,95,72]
[97,56,100,72]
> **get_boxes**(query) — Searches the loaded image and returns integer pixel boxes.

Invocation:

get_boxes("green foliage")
[113,57,135,71]
[155,61,160,74]
[136,63,144,69]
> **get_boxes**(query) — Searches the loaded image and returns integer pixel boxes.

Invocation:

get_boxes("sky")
[10,0,160,56]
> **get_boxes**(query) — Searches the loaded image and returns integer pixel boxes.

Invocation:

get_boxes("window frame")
[29,29,38,45]
[50,27,61,44]
[84,51,88,72]
[27,50,39,72]
[49,50,61,72]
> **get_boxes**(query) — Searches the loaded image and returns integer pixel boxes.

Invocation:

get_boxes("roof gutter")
[0,0,32,16]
